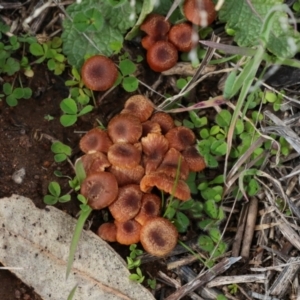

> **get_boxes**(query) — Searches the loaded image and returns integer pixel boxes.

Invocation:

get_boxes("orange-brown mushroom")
[107,114,142,144]
[109,165,145,186]
[121,95,154,122]
[81,55,118,91]
[183,0,216,27]
[79,128,113,154]
[157,147,190,180]
[97,223,117,242]
[147,41,178,72]
[81,152,111,175]
[165,126,196,151]
[109,184,143,222]
[150,112,175,134]
[182,146,206,172]
[141,35,168,50]
[140,14,171,38]
[140,217,178,257]
[81,172,118,209]
[168,22,198,52]
[142,121,161,137]
[141,133,169,174]
[115,219,142,245]
[140,173,191,201]
[135,193,161,225]
[107,143,141,169]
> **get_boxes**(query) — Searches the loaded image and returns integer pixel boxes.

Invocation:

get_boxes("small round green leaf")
[60,115,77,127]
[54,153,67,162]
[59,194,71,203]
[60,98,78,114]
[215,110,232,127]
[78,105,94,117]
[6,95,18,107]
[29,42,44,56]
[43,195,58,205]
[198,235,214,252]
[122,76,139,92]
[48,182,61,197]
[119,59,136,76]
[204,199,219,219]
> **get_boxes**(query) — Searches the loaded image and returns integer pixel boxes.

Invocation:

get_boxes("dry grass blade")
[262,110,300,154]
[207,273,266,288]
[269,257,300,298]
[165,257,241,300]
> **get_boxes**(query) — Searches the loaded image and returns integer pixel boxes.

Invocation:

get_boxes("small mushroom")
[140,14,171,38]
[81,55,118,91]
[183,0,216,27]
[147,41,178,72]
[135,193,161,225]
[140,173,191,201]
[168,22,198,52]
[150,112,175,134]
[141,133,169,174]
[165,126,196,151]
[121,95,154,122]
[81,152,111,175]
[115,219,142,245]
[109,184,143,222]
[107,114,142,144]
[79,127,113,154]
[97,223,117,242]
[141,35,168,50]
[156,147,190,180]
[182,146,206,172]
[109,165,145,186]
[81,172,118,209]
[140,217,178,257]
[107,143,141,169]
[142,121,161,137]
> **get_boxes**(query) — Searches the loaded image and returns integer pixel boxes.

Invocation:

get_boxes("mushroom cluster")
[140,0,216,72]
[79,95,206,256]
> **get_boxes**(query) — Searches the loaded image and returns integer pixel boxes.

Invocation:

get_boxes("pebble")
[12,168,26,184]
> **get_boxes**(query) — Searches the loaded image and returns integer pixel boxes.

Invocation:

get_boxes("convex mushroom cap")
[140,14,171,38]
[168,22,198,52]
[81,55,118,91]
[115,219,142,245]
[81,152,111,175]
[121,95,154,122]
[183,0,216,27]
[107,143,141,169]
[165,126,196,151]
[81,172,118,209]
[150,112,175,134]
[97,223,117,242]
[140,217,178,257]
[182,146,206,172]
[109,184,143,222]
[147,41,178,72]
[79,128,113,154]
[107,114,142,144]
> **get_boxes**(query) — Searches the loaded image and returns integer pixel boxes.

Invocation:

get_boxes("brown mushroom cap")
[109,184,143,222]
[121,95,154,122]
[165,126,196,151]
[183,0,216,27]
[142,121,161,137]
[140,217,178,257]
[107,143,141,169]
[79,128,113,154]
[81,55,118,91]
[157,147,190,180]
[107,114,142,144]
[141,133,169,174]
[115,219,142,245]
[141,35,168,50]
[147,41,178,72]
[135,194,161,225]
[168,22,198,52]
[109,165,145,186]
[150,112,175,134]
[81,172,118,209]
[182,146,206,172]
[140,14,171,37]
[97,223,117,242]
[140,173,191,201]
[81,152,111,175]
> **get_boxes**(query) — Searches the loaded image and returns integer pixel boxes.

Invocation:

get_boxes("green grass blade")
[67,285,78,300]
[66,206,93,279]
